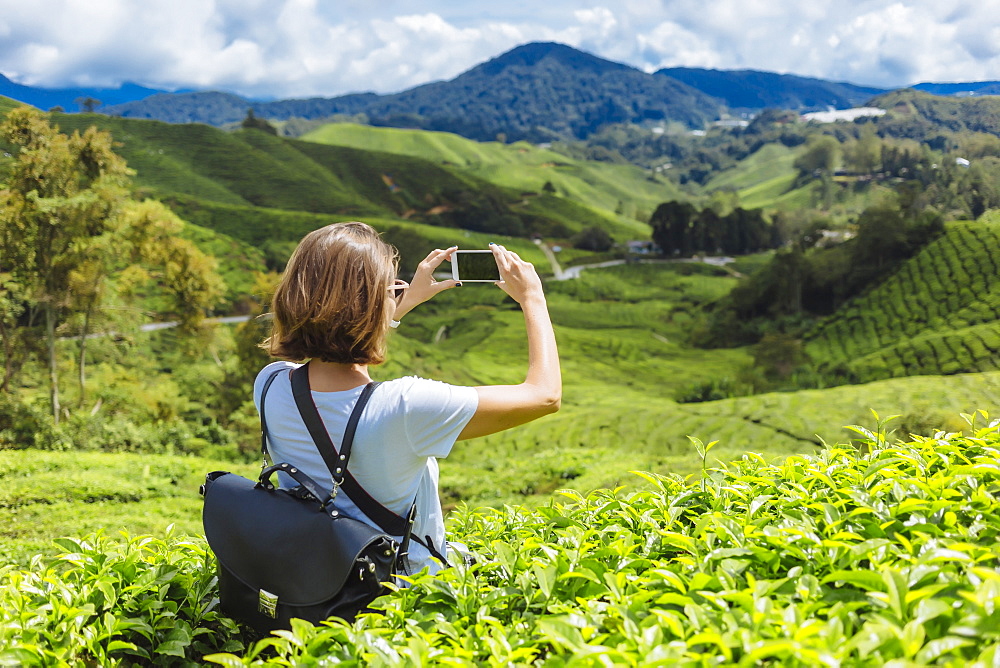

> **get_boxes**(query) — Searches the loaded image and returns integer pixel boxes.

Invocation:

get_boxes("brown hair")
[264,222,398,364]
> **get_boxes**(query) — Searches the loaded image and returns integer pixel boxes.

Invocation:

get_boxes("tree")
[649,200,697,255]
[794,135,842,176]
[74,97,101,112]
[0,106,222,420]
[845,124,882,174]
[651,201,776,257]
[241,108,277,135]
[571,226,613,252]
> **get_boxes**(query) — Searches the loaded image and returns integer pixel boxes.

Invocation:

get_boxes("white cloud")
[0,0,997,97]
[638,22,721,70]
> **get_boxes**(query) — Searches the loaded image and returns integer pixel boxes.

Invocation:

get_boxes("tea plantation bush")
[2,414,1000,666]
[806,220,1000,382]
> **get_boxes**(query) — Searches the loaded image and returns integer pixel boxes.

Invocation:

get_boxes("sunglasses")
[387,279,408,302]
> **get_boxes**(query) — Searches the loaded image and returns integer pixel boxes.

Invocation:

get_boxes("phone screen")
[453,250,500,282]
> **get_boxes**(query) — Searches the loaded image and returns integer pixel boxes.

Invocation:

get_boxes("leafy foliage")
[702,193,944,347]
[649,201,779,256]
[872,89,1000,138]
[3,416,1000,665]
[0,106,223,418]
[0,531,246,665]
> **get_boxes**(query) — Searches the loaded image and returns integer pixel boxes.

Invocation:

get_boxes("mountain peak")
[473,42,632,77]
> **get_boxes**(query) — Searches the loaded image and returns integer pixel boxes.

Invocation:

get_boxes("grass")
[9,252,998,565]
[0,450,258,565]
[703,143,800,193]
[371,260,1000,508]
[701,143,819,210]
[178,222,268,302]
[3,106,999,620]
[165,197,550,270]
[4,368,999,561]
[0,95,25,116]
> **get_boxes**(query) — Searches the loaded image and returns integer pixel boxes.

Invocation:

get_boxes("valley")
[1,54,1000,663]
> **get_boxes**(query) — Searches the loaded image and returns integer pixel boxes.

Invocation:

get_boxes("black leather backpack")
[201,364,416,633]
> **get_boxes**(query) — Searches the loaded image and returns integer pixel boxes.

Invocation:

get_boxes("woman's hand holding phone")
[392,246,460,322]
[392,243,545,324]
[490,243,545,305]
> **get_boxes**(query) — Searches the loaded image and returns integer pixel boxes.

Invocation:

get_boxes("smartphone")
[450,250,501,283]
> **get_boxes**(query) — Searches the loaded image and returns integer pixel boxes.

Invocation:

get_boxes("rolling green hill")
[805,218,1000,382]
[300,122,672,233]
[4,94,999,544]
[41,112,641,245]
[0,95,22,115]
[702,143,817,209]
[873,88,1000,138]
[369,260,1000,506]
[3,367,997,566]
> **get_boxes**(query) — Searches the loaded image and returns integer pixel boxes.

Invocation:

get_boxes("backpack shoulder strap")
[289,363,409,536]
[258,367,285,463]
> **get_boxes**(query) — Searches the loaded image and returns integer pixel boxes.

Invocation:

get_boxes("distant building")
[956,157,971,167]
[713,119,749,128]
[626,240,660,254]
[801,107,887,123]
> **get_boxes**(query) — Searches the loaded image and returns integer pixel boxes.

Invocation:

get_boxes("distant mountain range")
[97,43,720,142]
[4,42,1000,143]
[656,68,888,113]
[911,81,1000,97]
[0,74,174,111]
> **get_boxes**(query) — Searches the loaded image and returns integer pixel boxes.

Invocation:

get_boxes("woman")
[254,222,560,573]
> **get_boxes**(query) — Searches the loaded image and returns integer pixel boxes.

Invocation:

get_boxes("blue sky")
[0,1,996,99]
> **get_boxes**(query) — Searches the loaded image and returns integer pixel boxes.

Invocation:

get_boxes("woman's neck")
[307,360,371,392]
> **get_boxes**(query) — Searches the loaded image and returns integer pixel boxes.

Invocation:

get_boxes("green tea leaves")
[3,421,1000,664]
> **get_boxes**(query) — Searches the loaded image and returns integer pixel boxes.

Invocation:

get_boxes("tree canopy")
[0,106,222,420]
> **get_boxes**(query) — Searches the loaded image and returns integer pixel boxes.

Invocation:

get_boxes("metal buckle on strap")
[258,589,279,618]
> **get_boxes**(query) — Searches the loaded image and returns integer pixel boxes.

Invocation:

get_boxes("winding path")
[533,240,743,281]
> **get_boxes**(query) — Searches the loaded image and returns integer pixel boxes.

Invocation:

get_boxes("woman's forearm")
[521,295,561,407]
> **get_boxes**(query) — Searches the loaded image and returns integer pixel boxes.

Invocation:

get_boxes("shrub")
[3,413,1000,665]
[0,394,61,449]
[571,226,614,252]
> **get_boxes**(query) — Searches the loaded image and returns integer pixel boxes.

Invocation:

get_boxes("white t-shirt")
[252,361,478,574]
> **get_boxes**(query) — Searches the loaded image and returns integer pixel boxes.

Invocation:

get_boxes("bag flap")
[203,471,391,606]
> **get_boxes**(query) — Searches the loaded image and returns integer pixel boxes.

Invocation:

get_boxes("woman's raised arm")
[458,244,561,440]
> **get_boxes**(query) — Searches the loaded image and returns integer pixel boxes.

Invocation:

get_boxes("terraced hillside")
[35,111,638,245]
[301,122,675,231]
[805,218,1000,382]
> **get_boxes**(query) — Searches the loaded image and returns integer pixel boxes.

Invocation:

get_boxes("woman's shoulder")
[372,376,478,453]
[377,375,458,394]
[376,375,478,410]
[255,360,298,383]
[253,361,299,401]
